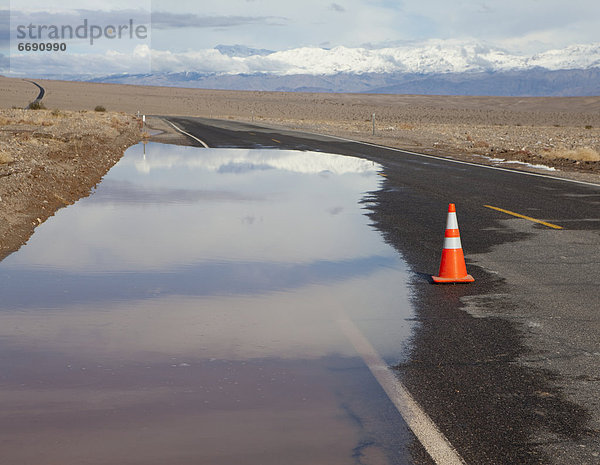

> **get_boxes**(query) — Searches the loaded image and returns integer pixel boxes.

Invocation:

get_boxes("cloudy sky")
[1,0,599,76]
[148,0,599,54]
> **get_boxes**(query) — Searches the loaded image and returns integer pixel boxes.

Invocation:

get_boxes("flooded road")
[0,143,419,464]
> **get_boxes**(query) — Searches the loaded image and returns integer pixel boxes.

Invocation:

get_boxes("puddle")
[0,143,416,464]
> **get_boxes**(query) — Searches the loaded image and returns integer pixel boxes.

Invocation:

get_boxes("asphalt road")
[24,79,45,103]
[163,116,600,464]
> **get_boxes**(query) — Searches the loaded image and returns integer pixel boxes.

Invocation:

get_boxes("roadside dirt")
[0,108,141,261]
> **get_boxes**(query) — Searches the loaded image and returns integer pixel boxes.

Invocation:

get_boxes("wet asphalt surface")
[162,116,600,464]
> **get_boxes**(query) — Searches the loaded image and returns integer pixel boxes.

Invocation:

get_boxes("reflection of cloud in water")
[131,145,380,176]
[0,255,397,309]
[0,143,413,461]
[92,179,263,204]
[6,144,386,272]
[217,162,275,174]
[0,267,411,361]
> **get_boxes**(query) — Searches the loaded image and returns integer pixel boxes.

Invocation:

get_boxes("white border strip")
[296,129,600,189]
[166,120,210,148]
[338,318,467,465]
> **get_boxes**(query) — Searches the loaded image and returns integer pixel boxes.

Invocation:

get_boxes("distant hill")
[88,68,600,97]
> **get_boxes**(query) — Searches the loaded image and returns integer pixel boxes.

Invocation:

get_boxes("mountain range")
[87,41,600,96]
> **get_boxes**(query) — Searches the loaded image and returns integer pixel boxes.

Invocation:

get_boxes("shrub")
[94,105,106,112]
[28,101,46,110]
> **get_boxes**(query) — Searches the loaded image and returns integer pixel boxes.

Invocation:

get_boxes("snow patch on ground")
[474,155,558,171]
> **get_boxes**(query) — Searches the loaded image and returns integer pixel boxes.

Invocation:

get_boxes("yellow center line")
[484,205,563,229]
[271,138,281,143]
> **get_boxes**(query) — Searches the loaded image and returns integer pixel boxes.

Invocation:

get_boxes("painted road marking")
[338,318,467,465]
[166,120,210,148]
[484,205,563,229]
[271,138,281,144]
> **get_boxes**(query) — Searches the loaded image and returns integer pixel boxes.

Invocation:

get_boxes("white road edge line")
[297,129,600,189]
[338,318,467,465]
[166,120,210,148]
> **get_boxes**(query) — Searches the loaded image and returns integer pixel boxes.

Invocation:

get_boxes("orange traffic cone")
[432,203,474,284]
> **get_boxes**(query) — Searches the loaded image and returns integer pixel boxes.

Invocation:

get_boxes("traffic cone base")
[433,276,474,283]
[432,204,474,284]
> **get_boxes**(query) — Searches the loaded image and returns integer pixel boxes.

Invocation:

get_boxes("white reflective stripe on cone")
[443,236,463,250]
[445,212,459,230]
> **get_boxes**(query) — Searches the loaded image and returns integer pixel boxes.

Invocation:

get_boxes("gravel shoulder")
[0,108,141,261]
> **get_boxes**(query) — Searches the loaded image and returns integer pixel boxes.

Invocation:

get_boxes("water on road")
[0,143,418,464]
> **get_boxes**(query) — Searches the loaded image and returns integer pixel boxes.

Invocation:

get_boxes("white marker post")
[372,113,376,136]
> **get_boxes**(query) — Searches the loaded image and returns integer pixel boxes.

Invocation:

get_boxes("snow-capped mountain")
[526,43,600,70]
[144,41,600,76]
[83,41,600,96]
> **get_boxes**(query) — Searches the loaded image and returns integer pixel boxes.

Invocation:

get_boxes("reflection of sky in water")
[0,144,416,463]
[0,143,412,360]
[4,144,386,272]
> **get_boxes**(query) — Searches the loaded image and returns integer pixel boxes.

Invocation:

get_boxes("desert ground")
[1,75,600,258]
[0,105,141,260]
[3,76,600,171]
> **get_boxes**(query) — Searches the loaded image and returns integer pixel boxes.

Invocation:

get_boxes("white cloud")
[6,1,600,55]
[6,40,600,78]
[149,0,406,51]
[10,0,148,10]
[144,0,600,53]
[396,0,600,53]
[8,44,153,76]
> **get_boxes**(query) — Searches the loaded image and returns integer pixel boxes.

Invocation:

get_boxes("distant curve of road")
[24,79,45,103]
[163,116,600,465]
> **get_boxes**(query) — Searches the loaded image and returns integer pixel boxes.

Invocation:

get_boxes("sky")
[147,0,599,54]
[1,0,599,77]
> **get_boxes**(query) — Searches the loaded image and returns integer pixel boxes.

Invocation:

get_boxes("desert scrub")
[94,105,106,112]
[28,101,46,110]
